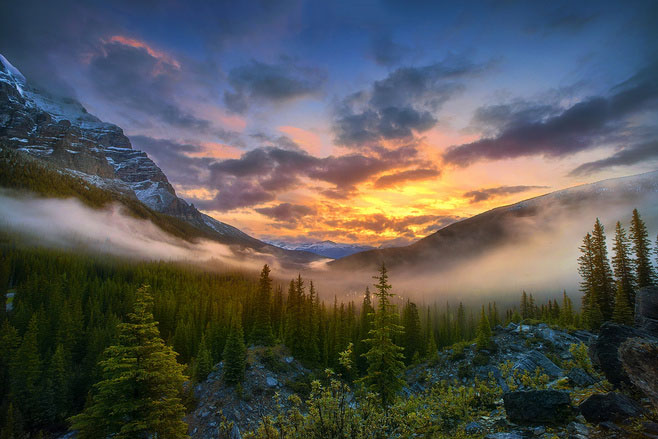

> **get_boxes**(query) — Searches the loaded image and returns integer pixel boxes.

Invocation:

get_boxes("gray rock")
[266,376,278,387]
[503,390,574,424]
[636,286,658,336]
[589,323,651,387]
[464,421,484,434]
[284,356,294,364]
[567,367,596,387]
[579,392,644,423]
[513,350,563,378]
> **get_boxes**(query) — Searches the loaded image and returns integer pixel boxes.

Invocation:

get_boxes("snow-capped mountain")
[0,54,319,264]
[265,240,375,259]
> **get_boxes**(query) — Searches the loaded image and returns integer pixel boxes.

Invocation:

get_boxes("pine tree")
[0,403,24,439]
[251,265,274,346]
[612,221,636,308]
[401,300,421,365]
[194,334,213,382]
[48,343,72,424]
[69,286,188,439]
[520,291,529,319]
[222,311,246,386]
[304,281,320,364]
[360,264,405,407]
[578,233,602,328]
[355,287,374,375]
[612,282,634,325]
[591,219,615,319]
[476,305,492,349]
[10,315,41,425]
[630,209,655,288]
[559,291,573,327]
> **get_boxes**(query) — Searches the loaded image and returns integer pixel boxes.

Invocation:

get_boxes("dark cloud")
[223,58,326,113]
[334,55,492,147]
[256,203,315,223]
[463,185,549,203]
[569,140,658,176]
[443,64,658,167]
[192,145,424,211]
[374,168,440,188]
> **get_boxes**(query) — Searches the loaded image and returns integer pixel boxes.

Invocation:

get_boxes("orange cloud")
[108,35,181,69]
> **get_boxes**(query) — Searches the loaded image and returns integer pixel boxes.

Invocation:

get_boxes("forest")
[0,208,656,437]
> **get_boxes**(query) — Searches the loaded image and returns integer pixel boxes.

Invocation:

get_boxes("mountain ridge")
[0,54,320,266]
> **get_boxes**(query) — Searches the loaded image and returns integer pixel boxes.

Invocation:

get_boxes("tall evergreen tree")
[251,265,274,346]
[355,287,374,374]
[194,334,213,382]
[612,282,634,325]
[401,300,421,365]
[304,281,321,364]
[612,221,636,308]
[578,233,603,329]
[476,305,492,350]
[70,286,188,439]
[10,315,41,426]
[591,219,615,319]
[630,209,655,288]
[360,264,405,407]
[222,311,246,386]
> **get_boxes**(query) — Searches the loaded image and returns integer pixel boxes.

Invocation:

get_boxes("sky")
[1,0,657,247]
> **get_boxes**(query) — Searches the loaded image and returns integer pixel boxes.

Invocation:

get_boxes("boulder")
[512,350,563,378]
[635,286,658,336]
[578,392,644,423]
[620,337,658,408]
[503,390,574,424]
[265,376,278,387]
[567,367,596,387]
[588,322,648,387]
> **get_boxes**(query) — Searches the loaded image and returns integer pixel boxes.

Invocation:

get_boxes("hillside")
[329,170,658,279]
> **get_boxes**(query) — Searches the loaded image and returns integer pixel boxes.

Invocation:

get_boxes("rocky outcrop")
[512,350,563,379]
[578,392,644,423]
[620,337,658,408]
[566,367,596,387]
[588,322,649,387]
[636,286,658,336]
[503,390,574,424]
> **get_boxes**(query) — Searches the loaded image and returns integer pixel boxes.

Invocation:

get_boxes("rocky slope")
[265,239,375,259]
[0,54,319,266]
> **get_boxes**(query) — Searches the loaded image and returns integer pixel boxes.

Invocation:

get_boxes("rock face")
[579,392,644,423]
[588,322,648,387]
[566,367,596,387]
[503,390,574,424]
[620,337,658,408]
[636,287,658,336]
[512,350,563,379]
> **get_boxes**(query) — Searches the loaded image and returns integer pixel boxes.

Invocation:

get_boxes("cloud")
[374,168,440,188]
[334,55,492,147]
[443,64,658,167]
[256,203,315,224]
[463,185,549,203]
[223,58,326,113]
[194,145,424,211]
[370,33,408,66]
[569,139,658,176]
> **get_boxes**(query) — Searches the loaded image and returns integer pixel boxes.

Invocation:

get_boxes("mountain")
[0,54,319,266]
[328,170,658,282]
[265,240,375,259]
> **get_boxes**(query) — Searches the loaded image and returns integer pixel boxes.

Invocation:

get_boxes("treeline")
[1,243,580,437]
[578,209,657,329]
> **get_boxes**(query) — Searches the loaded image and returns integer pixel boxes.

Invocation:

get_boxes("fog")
[2,178,657,308]
[0,190,280,273]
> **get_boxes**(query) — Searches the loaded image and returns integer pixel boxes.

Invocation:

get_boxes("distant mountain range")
[265,240,375,259]
[0,54,319,267]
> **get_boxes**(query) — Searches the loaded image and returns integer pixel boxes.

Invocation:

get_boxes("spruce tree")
[194,334,213,382]
[10,315,41,426]
[630,209,656,288]
[591,219,615,319]
[612,221,636,307]
[355,287,374,374]
[223,311,246,386]
[304,281,320,364]
[476,305,492,350]
[70,286,188,439]
[401,300,421,365]
[360,264,405,407]
[612,282,634,325]
[251,265,274,346]
[578,233,601,328]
